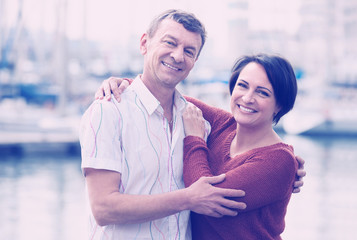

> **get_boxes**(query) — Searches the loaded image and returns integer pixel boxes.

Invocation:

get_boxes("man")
[79,9,248,240]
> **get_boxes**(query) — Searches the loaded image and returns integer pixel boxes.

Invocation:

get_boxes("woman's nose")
[242,91,255,103]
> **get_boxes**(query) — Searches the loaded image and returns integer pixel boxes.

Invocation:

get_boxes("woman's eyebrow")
[238,79,273,94]
[257,86,273,94]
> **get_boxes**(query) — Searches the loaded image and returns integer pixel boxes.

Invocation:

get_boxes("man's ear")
[140,33,148,55]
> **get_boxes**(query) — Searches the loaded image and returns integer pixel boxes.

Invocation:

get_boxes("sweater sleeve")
[213,147,297,211]
[184,138,298,211]
[183,136,214,187]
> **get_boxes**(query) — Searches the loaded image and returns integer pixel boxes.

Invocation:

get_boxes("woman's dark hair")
[228,54,297,125]
[147,9,207,58]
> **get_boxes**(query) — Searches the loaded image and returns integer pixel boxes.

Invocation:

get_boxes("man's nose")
[170,47,184,63]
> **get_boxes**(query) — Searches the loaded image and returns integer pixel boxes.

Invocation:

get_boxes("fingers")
[293,188,301,193]
[185,103,202,117]
[293,179,304,193]
[95,89,105,100]
[95,79,111,101]
[118,80,129,93]
[95,77,129,102]
[294,155,306,194]
[188,176,247,217]
[296,155,305,168]
[103,78,115,101]
[205,174,226,185]
[294,180,304,188]
[201,202,246,218]
[113,79,130,102]
[297,169,306,178]
[183,103,205,138]
[203,175,246,210]
[95,81,106,100]
[218,188,246,198]
[202,175,246,198]
[219,197,247,210]
[211,207,237,217]
[204,198,247,218]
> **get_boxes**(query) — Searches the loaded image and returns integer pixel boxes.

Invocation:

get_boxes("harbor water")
[0,135,357,240]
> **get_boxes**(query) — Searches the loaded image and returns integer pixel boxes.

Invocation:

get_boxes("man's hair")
[228,54,298,125]
[147,9,207,58]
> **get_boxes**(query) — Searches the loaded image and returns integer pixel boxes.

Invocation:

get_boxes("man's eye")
[166,41,175,46]
[185,50,194,57]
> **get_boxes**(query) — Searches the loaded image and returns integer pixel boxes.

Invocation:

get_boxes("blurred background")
[0,0,356,239]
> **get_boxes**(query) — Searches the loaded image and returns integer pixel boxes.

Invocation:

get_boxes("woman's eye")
[237,82,247,88]
[258,90,269,97]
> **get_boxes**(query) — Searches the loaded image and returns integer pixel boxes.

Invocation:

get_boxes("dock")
[0,130,80,156]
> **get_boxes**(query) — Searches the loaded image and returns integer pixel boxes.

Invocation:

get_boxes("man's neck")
[145,80,174,133]
[140,74,175,112]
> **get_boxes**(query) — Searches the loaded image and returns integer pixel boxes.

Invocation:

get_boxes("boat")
[282,83,357,137]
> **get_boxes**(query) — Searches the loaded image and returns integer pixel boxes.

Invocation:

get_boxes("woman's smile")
[238,104,257,113]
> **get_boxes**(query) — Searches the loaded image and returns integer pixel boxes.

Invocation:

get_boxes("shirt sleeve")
[79,100,123,175]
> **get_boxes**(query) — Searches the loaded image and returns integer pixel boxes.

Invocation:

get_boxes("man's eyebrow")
[162,34,177,42]
[163,34,198,52]
[163,34,176,40]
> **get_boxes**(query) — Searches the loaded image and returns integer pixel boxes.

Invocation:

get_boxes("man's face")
[140,19,202,89]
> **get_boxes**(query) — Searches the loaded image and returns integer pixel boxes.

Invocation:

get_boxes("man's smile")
[162,61,182,71]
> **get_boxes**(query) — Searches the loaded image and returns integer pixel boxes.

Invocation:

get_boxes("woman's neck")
[230,124,281,157]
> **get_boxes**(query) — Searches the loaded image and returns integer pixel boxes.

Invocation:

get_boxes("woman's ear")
[274,105,282,117]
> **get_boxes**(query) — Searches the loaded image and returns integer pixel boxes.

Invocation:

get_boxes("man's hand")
[293,155,306,193]
[95,77,130,102]
[186,174,246,217]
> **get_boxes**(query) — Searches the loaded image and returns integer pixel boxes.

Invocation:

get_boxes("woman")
[95,53,304,239]
[182,54,298,239]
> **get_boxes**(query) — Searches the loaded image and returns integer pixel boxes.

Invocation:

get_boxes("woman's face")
[230,62,281,128]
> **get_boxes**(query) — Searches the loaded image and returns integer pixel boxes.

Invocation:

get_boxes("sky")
[1,0,301,45]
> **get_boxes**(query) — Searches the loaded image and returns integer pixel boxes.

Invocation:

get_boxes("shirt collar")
[130,75,187,115]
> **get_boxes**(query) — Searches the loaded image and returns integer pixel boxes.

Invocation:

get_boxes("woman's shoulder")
[251,142,296,165]
[261,143,297,171]
[263,142,294,156]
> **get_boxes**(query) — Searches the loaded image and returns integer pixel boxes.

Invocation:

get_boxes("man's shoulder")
[82,97,131,120]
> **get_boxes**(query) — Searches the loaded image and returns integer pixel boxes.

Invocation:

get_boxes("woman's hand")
[95,77,131,102]
[182,103,205,139]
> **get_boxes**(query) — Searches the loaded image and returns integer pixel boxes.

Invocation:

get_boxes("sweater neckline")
[224,131,289,160]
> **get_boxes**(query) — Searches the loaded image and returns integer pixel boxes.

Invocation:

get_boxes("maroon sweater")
[183,96,298,240]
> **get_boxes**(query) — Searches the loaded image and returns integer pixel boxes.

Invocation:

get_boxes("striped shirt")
[80,76,206,240]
